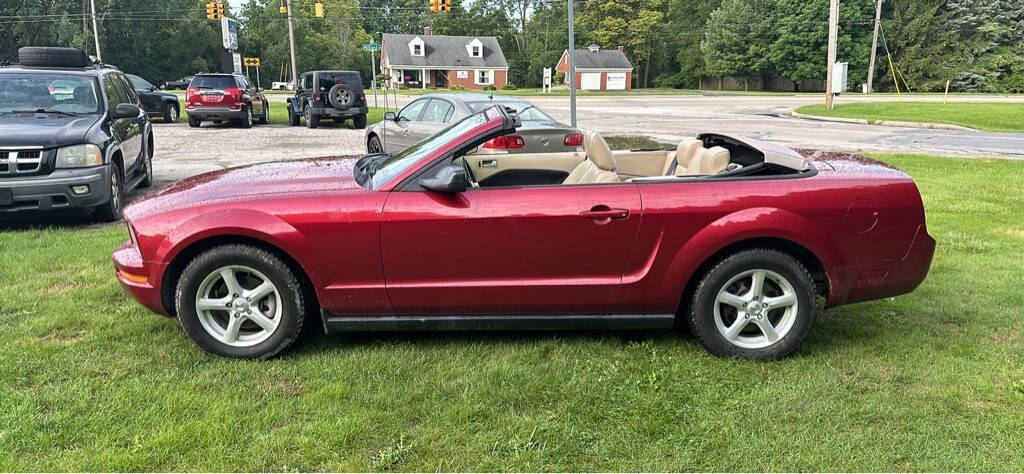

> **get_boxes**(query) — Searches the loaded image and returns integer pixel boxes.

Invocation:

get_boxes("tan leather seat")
[563,131,620,185]
[678,146,730,176]
[662,138,704,176]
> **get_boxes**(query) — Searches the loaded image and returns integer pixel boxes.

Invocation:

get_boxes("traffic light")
[429,0,440,13]
[216,2,224,19]
[206,1,216,20]
[314,1,324,17]
[439,0,450,13]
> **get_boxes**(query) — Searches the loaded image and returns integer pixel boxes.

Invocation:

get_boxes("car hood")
[0,113,98,148]
[126,155,368,217]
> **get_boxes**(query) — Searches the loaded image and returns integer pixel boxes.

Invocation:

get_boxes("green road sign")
[362,42,381,52]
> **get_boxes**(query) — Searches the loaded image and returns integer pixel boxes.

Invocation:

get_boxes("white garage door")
[580,72,601,90]
[606,72,627,90]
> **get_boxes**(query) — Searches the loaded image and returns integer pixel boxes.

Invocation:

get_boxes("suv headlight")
[55,144,103,168]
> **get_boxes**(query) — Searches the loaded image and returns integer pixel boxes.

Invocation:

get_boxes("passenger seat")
[563,131,620,185]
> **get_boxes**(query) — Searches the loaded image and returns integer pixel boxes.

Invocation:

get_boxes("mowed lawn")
[1,154,1023,471]
[796,102,1024,132]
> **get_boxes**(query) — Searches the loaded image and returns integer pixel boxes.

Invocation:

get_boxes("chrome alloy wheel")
[713,269,799,349]
[195,265,282,347]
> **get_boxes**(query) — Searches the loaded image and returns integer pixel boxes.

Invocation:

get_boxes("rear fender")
[661,207,845,306]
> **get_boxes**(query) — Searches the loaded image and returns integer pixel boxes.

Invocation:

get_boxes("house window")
[475,69,492,85]
[471,45,481,57]
[413,44,422,56]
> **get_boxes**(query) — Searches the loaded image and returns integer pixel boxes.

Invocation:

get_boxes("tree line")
[1,0,1021,92]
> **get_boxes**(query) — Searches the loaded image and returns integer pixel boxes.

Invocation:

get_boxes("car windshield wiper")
[12,108,78,117]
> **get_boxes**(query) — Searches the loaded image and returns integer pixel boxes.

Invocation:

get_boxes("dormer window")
[466,38,484,58]
[409,36,425,57]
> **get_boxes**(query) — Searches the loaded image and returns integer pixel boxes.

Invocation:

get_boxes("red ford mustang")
[112,106,934,360]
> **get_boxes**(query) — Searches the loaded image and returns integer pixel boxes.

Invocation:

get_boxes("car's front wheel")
[93,163,123,222]
[688,249,817,360]
[259,101,270,124]
[176,245,305,359]
[164,102,179,123]
[367,134,383,154]
[288,106,300,126]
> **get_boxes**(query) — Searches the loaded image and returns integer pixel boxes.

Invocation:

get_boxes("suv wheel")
[327,84,355,110]
[164,102,179,123]
[352,114,367,129]
[688,249,817,360]
[304,107,319,129]
[175,244,305,359]
[94,163,123,222]
[140,135,154,188]
[288,106,300,126]
[259,101,270,124]
[240,106,253,129]
[187,116,201,128]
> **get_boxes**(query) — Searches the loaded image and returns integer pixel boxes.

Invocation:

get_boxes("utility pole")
[567,0,577,128]
[824,0,839,109]
[90,0,102,61]
[866,0,883,94]
[285,0,298,86]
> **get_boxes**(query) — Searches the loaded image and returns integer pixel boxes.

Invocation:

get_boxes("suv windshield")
[190,75,237,90]
[368,110,491,189]
[466,100,553,122]
[0,73,101,115]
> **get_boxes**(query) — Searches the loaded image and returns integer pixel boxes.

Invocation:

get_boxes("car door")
[414,98,454,140]
[383,98,427,151]
[114,73,144,170]
[128,75,160,114]
[240,76,265,117]
[102,74,141,172]
[380,182,643,316]
[295,73,312,114]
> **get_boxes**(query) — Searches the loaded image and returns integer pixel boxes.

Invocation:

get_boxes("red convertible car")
[112,106,934,360]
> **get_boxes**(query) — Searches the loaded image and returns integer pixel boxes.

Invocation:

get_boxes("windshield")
[466,100,554,122]
[128,75,153,90]
[369,111,491,189]
[0,73,101,115]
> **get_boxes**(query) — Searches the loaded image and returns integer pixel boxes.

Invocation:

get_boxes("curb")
[789,112,973,131]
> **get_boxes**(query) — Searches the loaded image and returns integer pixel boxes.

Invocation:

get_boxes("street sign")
[362,41,381,52]
[232,53,242,74]
[221,17,238,50]
[243,57,260,67]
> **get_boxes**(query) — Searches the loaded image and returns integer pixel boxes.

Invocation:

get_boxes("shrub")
[503,83,518,90]
[554,72,566,83]
[483,85,497,91]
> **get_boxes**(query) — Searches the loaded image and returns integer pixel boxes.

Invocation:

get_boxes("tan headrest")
[672,138,704,175]
[696,146,731,174]
[583,131,617,171]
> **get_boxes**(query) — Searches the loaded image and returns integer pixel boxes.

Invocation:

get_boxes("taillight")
[483,135,525,149]
[564,132,583,147]
[359,92,366,100]
[313,92,321,102]
[186,87,198,102]
[223,87,243,102]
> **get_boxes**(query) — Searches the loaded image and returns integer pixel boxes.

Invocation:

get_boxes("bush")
[451,85,466,91]
[553,72,566,84]
[483,85,497,91]
[503,83,518,90]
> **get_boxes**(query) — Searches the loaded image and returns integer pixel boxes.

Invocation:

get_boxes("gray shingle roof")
[567,47,633,69]
[383,34,508,69]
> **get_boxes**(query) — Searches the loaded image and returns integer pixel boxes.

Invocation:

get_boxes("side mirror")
[149,85,158,92]
[113,103,140,119]
[384,111,397,122]
[420,165,468,193]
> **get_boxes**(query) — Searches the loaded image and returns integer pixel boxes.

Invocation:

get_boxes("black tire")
[304,106,319,129]
[367,134,383,154]
[93,162,123,222]
[140,133,154,188]
[288,106,300,126]
[163,102,179,123]
[18,46,88,67]
[352,113,367,129]
[175,245,305,359]
[259,101,269,124]
[240,106,253,129]
[327,83,355,110]
[187,116,201,128]
[688,249,817,360]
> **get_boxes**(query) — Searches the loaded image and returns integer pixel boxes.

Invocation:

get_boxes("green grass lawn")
[1,154,1023,470]
[796,102,1024,132]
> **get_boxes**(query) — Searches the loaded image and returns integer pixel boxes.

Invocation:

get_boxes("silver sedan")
[365,93,582,155]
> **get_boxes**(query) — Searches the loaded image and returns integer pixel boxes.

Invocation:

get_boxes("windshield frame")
[365,106,511,192]
[0,72,103,116]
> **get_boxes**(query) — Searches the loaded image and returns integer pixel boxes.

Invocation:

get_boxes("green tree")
[770,0,874,90]
[579,0,666,87]
[701,0,776,90]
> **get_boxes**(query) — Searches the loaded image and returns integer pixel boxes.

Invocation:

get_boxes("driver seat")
[563,131,620,185]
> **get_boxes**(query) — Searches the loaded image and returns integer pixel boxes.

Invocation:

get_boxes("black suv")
[287,70,368,129]
[0,47,153,222]
[128,74,180,123]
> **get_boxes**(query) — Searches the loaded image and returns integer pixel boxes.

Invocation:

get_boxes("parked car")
[113,106,935,360]
[366,94,582,172]
[162,76,193,90]
[127,74,180,123]
[185,73,269,128]
[1,47,154,222]
[286,70,368,129]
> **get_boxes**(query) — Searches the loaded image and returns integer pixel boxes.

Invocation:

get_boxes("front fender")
[154,208,325,290]
[661,207,846,305]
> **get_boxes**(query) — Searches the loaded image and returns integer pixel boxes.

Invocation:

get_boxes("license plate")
[0,188,12,206]
[202,94,222,102]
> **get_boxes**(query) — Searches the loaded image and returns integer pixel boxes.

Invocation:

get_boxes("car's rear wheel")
[259,101,269,124]
[140,134,154,188]
[240,106,253,129]
[164,102,179,123]
[93,162,123,222]
[176,245,305,359]
[187,116,201,128]
[367,134,383,154]
[353,113,367,129]
[304,107,319,129]
[688,249,816,360]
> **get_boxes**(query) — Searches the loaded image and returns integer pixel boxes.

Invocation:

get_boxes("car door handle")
[479,160,497,168]
[580,208,629,221]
